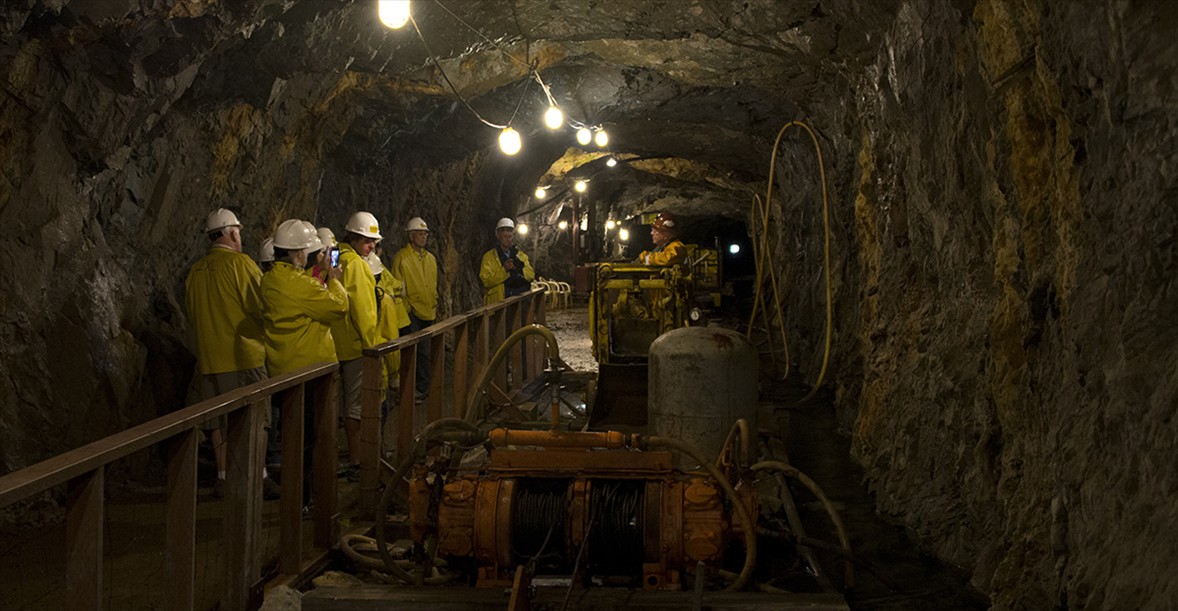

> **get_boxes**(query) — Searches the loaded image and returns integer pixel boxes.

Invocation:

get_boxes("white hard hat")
[205,208,241,233]
[274,219,316,250]
[364,253,384,277]
[496,218,515,231]
[345,211,382,239]
[405,217,429,232]
[302,221,324,252]
[259,238,275,263]
[317,227,337,249]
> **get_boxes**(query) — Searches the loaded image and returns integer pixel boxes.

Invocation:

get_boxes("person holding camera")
[479,217,535,305]
[330,210,383,482]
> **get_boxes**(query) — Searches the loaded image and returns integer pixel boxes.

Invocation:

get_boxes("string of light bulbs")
[377,0,612,156]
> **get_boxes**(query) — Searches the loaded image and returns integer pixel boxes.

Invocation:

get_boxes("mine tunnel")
[0,1,1175,610]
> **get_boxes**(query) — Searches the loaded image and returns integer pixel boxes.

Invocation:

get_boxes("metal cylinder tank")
[648,327,758,466]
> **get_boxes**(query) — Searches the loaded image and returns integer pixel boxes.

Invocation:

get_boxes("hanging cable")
[409,14,506,129]
[751,120,833,406]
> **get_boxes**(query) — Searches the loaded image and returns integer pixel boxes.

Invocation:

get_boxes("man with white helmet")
[479,217,534,304]
[261,219,348,506]
[390,216,438,402]
[185,208,267,499]
[331,211,383,481]
[258,237,276,273]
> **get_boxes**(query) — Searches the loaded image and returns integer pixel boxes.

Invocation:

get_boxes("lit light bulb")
[499,127,522,155]
[557,220,568,230]
[605,220,616,230]
[606,157,617,167]
[517,223,529,235]
[580,218,588,231]
[574,180,588,193]
[619,228,630,241]
[544,106,564,130]
[594,129,609,148]
[534,187,547,199]
[576,127,592,146]
[729,243,741,254]
[378,0,411,29]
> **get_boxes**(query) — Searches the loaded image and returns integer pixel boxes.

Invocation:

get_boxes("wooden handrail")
[362,289,545,358]
[0,362,337,508]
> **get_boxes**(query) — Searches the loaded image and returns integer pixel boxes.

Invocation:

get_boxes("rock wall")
[811,1,1177,609]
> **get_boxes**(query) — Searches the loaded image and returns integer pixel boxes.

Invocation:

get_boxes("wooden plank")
[522,295,539,382]
[225,400,263,611]
[452,320,470,418]
[165,430,198,611]
[0,362,337,508]
[66,468,104,611]
[426,334,446,423]
[360,357,384,513]
[492,310,508,393]
[396,346,418,467]
[506,301,522,391]
[279,385,305,575]
[312,373,340,549]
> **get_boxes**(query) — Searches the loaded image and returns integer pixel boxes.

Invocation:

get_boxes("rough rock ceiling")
[5,0,892,220]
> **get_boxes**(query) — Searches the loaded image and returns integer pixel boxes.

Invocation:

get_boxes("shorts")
[196,366,269,430]
[340,357,363,420]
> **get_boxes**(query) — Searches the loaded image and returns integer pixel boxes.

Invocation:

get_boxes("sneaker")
[302,504,313,520]
[340,464,361,483]
[262,477,281,500]
[212,478,225,499]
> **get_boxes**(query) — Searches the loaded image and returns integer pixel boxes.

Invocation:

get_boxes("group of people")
[184,208,534,505]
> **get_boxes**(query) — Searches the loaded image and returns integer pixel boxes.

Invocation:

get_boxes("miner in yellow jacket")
[390,216,438,402]
[185,208,267,498]
[331,211,383,482]
[366,252,404,394]
[479,217,535,304]
[636,212,687,266]
[261,219,348,505]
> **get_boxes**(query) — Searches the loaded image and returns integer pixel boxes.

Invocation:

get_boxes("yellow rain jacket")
[479,247,535,304]
[638,239,687,267]
[261,261,348,375]
[378,270,411,329]
[390,244,438,320]
[331,243,380,361]
[374,276,401,390]
[185,246,266,375]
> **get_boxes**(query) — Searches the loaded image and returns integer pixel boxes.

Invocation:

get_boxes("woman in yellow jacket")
[366,252,408,395]
[479,218,535,304]
[261,219,349,506]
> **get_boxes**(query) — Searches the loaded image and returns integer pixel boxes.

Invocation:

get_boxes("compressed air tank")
[648,327,758,465]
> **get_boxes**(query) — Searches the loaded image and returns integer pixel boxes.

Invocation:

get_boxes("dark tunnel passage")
[1,1,1176,610]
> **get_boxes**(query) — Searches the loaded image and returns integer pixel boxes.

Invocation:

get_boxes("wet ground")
[544,305,989,610]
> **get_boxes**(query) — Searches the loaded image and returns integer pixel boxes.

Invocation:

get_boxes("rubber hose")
[751,460,852,587]
[646,436,757,592]
[464,324,561,424]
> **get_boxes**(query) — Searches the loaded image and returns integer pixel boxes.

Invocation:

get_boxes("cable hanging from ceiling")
[376,0,612,156]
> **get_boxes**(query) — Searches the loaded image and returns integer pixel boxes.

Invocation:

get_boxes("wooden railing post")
[507,300,522,391]
[492,309,507,391]
[427,333,446,422]
[360,356,384,512]
[523,294,539,383]
[165,430,198,611]
[452,320,471,418]
[67,468,104,611]
[278,384,305,575]
[225,399,263,610]
[396,347,418,466]
[312,372,340,549]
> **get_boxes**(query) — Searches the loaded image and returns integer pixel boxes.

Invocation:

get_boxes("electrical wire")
[748,120,834,406]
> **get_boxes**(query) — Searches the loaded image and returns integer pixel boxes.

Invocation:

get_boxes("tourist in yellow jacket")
[185,208,267,498]
[331,211,383,482]
[366,252,403,394]
[261,219,348,506]
[636,212,687,266]
[390,216,438,402]
[479,217,535,304]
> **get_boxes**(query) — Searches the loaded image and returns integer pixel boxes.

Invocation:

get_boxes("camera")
[329,247,341,268]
